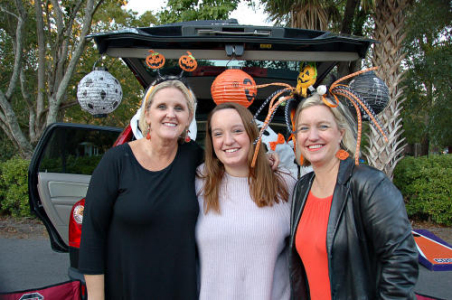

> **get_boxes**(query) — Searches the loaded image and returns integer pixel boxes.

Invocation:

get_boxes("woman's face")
[145,87,190,142]
[210,108,251,177]
[296,105,343,168]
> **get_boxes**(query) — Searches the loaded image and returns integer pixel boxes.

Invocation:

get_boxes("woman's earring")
[336,149,349,160]
[299,154,304,165]
[146,125,151,141]
[185,129,191,142]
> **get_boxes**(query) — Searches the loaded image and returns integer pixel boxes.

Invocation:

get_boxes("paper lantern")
[77,67,123,117]
[349,71,389,115]
[211,69,257,108]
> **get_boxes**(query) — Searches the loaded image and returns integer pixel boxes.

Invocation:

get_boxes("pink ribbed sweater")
[195,164,296,300]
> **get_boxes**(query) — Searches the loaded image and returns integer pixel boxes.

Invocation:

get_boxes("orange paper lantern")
[211,69,257,108]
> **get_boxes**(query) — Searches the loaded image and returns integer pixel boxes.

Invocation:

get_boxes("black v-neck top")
[79,141,203,299]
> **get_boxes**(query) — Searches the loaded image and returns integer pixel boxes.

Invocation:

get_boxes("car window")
[38,127,120,175]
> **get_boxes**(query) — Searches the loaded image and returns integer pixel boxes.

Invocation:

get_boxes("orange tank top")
[295,191,333,300]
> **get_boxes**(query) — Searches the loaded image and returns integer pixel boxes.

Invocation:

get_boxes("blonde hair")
[138,79,196,142]
[200,102,289,213]
[294,94,357,167]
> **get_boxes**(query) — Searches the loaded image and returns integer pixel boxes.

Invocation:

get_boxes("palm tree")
[261,0,411,179]
[260,0,339,29]
[365,0,413,179]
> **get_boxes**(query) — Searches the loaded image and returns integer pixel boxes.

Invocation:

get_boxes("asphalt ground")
[0,236,69,294]
[0,236,451,299]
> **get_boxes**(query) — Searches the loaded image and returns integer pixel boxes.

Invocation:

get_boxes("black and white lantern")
[349,71,389,115]
[77,67,123,117]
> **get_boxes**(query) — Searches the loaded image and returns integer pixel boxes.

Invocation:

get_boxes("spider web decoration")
[347,71,389,119]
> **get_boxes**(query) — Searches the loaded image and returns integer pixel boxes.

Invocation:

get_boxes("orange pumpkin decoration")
[211,69,257,108]
[145,50,165,69]
[179,51,198,72]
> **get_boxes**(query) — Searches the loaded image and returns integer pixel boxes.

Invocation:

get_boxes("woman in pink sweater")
[195,102,296,300]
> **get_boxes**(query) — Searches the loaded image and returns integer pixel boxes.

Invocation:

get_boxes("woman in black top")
[79,78,203,300]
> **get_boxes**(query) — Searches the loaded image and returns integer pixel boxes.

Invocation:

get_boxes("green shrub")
[0,157,31,217]
[394,155,452,226]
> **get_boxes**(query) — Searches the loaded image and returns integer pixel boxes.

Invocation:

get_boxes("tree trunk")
[421,137,430,156]
[365,0,411,180]
[0,0,102,158]
[0,0,34,159]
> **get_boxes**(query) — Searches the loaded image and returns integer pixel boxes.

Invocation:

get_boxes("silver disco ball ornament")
[349,71,389,115]
[77,67,123,117]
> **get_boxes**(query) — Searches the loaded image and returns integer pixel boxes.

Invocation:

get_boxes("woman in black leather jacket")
[289,94,418,299]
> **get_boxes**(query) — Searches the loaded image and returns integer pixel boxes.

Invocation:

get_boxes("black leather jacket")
[289,158,418,300]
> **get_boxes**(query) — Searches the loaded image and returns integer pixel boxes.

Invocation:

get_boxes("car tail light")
[69,198,85,248]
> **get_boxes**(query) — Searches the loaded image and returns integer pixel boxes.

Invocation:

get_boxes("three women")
[80,75,418,299]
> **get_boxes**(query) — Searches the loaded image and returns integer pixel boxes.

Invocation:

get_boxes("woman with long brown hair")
[196,102,296,300]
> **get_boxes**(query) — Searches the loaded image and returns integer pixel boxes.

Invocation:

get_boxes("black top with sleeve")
[79,141,204,300]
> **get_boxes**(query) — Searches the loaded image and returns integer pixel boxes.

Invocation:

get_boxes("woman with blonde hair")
[289,94,418,299]
[79,78,203,300]
[196,102,296,300]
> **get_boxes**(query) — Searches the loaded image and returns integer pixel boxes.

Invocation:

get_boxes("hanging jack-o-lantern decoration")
[77,67,123,117]
[146,50,165,69]
[211,69,257,108]
[295,62,317,98]
[179,51,198,72]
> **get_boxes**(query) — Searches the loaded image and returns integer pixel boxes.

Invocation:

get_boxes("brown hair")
[294,94,357,167]
[199,102,289,213]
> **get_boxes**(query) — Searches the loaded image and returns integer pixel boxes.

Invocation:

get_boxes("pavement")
[0,236,69,294]
[0,228,451,299]
[415,265,452,299]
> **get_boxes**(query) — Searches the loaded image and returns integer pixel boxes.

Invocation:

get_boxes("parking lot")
[0,228,451,299]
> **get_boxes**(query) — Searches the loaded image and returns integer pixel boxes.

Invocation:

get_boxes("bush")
[0,157,31,217]
[393,155,452,226]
